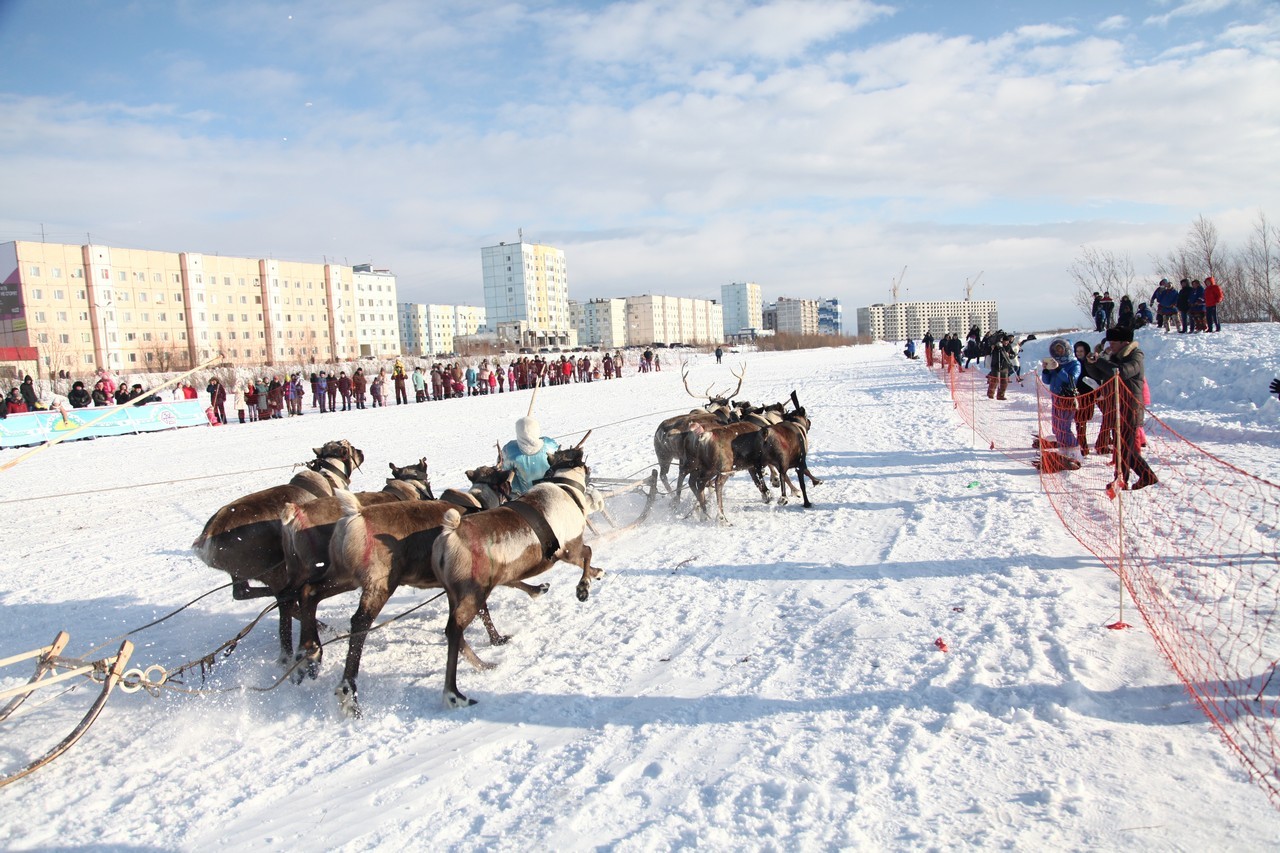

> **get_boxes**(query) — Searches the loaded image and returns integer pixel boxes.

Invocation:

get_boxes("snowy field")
[2,327,1280,850]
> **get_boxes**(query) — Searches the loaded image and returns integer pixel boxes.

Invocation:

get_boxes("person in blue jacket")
[501,416,560,496]
[1040,337,1083,465]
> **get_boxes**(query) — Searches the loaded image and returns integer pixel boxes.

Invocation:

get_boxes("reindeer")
[317,466,528,717]
[683,420,765,524]
[654,364,744,497]
[191,439,364,663]
[431,447,604,708]
[277,459,440,654]
[739,401,821,507]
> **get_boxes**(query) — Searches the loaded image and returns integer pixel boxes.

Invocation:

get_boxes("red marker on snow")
[934,637,949,653]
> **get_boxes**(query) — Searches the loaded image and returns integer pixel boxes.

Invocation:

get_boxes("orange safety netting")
[932,349,1280,807]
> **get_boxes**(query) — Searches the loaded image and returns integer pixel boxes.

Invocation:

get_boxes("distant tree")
[1234,212,1280,322]
[1067,246,1137,321]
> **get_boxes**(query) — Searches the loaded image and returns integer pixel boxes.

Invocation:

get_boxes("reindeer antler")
[681,365,702,400]
[721,363,745,401]
[574,429,592,449]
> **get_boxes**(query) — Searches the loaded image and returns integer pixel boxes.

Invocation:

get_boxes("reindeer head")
[388,458,430,482]
[311,439,365,473]
[466,465,516,502]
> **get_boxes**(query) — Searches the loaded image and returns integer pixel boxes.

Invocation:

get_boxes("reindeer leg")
[715,473,731,526]
[512,581,551,597]
[292,584,323,683]
[444,592,484,708]
[797,463,813,508]
[572,542,602,602]
[750,465,772,503]
[477,605,510,646]
[336,584,392,719]
[275,594,296,666]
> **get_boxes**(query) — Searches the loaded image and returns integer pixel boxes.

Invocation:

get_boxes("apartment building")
[0,240,379,374]
[721,282,763,339]
[856,300,1000,341]
[775,297,820,336]
[352,264,402,357]
[398,302,487,356]
[625,295,724,347]
[481,238,572,347]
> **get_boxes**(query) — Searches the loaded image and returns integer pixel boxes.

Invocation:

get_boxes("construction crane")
[891,266,907,302]
[964,270,984,301]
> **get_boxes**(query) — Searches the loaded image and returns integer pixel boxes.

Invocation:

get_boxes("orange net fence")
[932,347,1280,806]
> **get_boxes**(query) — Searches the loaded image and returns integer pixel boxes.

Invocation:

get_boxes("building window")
[117,271,126,281]
[59,333,69,344]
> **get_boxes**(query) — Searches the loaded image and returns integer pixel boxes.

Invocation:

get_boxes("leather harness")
[507,474,589,560]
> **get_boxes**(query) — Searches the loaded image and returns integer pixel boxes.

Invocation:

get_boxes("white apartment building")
[481,238,573,347]
[625,295,724,346]
[721,282,763,338]
[352,264,402,357]
[398,302,487,356]
[571,298,628,349]
[775,297,820,336]
[856,300,1000,341]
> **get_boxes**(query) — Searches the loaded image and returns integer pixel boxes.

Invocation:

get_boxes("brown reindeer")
[654,365,744,496]
[683,420,764,524]
[191,439,364,663]
[431,447,604,708]
[319,466,531,717]
[742,407,821,507]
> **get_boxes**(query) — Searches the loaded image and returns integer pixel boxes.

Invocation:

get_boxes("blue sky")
[1,0,1277,331]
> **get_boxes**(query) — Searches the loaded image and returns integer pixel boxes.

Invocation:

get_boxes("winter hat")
[515,416,542,454]
[1205,276,1216,286]
[1105,327,1134,343]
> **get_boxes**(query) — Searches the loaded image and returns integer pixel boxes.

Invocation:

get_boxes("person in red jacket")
[1,387,29,417]
[1204,276,1224,333]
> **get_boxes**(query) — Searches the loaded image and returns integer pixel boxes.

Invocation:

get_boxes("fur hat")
[515,416,542,454]
[1105,327,1134,343]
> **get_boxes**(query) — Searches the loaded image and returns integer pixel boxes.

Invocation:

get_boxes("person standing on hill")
[1204,276,1224,332]
[1177,278,1193,333]
[921,331,935,367]
[1104,327,1157,492]
[986,334,1014,399]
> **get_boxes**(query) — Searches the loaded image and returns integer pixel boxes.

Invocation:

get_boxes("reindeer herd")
[189,366,819,715]
[656,366,821,524]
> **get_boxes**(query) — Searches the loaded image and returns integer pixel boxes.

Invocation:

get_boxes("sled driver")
[500,416,559,496]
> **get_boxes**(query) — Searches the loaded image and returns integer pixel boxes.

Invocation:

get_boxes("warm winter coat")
[1108,342,1147,427]
[68,384,91,408]
[1204,279,1224,308]
[20,377,37,408]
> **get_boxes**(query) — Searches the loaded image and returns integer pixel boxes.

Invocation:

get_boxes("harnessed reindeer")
[191,439,365,664]
[315,465,521,718]
[431,447,604,708]
[654,364,745,499]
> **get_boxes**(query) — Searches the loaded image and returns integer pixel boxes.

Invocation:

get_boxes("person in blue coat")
[501,416,560,496]
[1040,337,1083,464]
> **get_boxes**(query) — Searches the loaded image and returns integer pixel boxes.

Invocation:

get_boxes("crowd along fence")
[932,347,1280,808]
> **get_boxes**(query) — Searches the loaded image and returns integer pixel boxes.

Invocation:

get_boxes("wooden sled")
[0,631,134,789]
[589,470,661,535]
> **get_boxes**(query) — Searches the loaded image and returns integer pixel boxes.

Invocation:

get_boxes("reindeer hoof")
[336,682,362,719]
[444,690,477,709]
[777,496,789,506]
[533,583,550,597]
[576,584,590,602]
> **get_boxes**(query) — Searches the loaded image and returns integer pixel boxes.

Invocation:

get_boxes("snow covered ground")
[2,326,1280,850]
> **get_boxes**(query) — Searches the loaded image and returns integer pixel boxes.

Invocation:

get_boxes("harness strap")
[536,476,587,512]
[507,500,560,560]
[295,474,334,501]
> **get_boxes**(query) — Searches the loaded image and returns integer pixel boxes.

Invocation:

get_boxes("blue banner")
[0,400,211,448]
